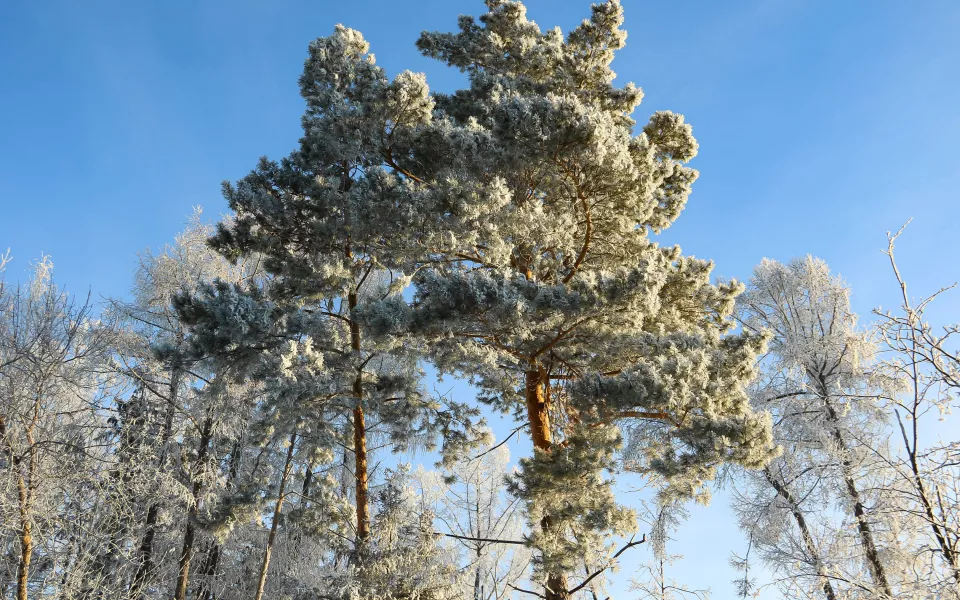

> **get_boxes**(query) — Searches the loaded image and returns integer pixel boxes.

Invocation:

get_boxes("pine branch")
[466,423,527,463]
[567,534,647,595]
[435,532,527,545]
[507,583,547,598]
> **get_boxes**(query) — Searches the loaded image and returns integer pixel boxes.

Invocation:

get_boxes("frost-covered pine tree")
[359,2,776,597]
[179,2,774,597]
[195,24,485,594]
[112,213,271,600]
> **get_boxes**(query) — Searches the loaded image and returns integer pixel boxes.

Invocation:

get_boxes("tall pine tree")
[201,2,775,597]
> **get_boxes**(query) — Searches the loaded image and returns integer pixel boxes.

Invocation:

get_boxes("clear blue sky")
[2,1,959,597]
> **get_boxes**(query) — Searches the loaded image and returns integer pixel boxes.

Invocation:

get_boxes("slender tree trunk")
[473,543,483,600]
[16,474,32,600]
[347,289,370,553]
[14,414,38,600]
[900,413,960,582]
[913,470,960,581]
[194,438,243,600]
[58,513,83,596]
[353,398,370,554]
[353,403,369,544]
[340,171,370,561]
[131,505,160,596]
[173,415,215,600]
[821,398,893,598]
[301,459,314,498]
[839,467,892,596]
[253,432,297,600]
[174,521,198,600]
[524,366,569,600]
[763,468,838,600]
[132,369,181,598]
[0,415,31,600]
[287,453,318,553]
[193,543,221,600]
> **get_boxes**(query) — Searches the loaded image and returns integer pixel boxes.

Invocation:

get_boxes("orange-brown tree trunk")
[353,403,370,544]
[524,367,570,600]
[348,290,370,553]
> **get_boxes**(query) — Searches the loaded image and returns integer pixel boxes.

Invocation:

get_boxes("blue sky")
[2,0,959,597]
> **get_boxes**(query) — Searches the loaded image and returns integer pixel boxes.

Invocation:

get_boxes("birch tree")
[418,438,532,600]
[734,256,912,599]
[0,258,119,600]
[873,223,960,597]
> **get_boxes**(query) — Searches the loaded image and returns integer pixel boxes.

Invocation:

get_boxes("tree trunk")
[0,414,32,600]
[174,415,214,600]
[840,468,892,596]
[131,505,160,597]
[254,432,297,600]
[13,414,38,600]
[763,468,838,600]
[901,415,960,583]
[194,438,243,600]
[353,404,370,544]
[301,459,314,498]
[174,522,198,600]
[347,290,370,554]
[821,398,893,598]
[57,513,83,596]
[473,545,482,600]
[524,367,570,600]
[16,475,32,600]
[132,370,181,598]
[193,542,221,600]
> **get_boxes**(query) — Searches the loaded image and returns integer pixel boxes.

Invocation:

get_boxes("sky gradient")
[2,1,959,597]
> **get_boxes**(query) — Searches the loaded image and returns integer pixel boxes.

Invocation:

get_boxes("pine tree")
[175,2,775,597]
[391,2,776,596]
[111,213,280,600]
[203,23,484,573]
